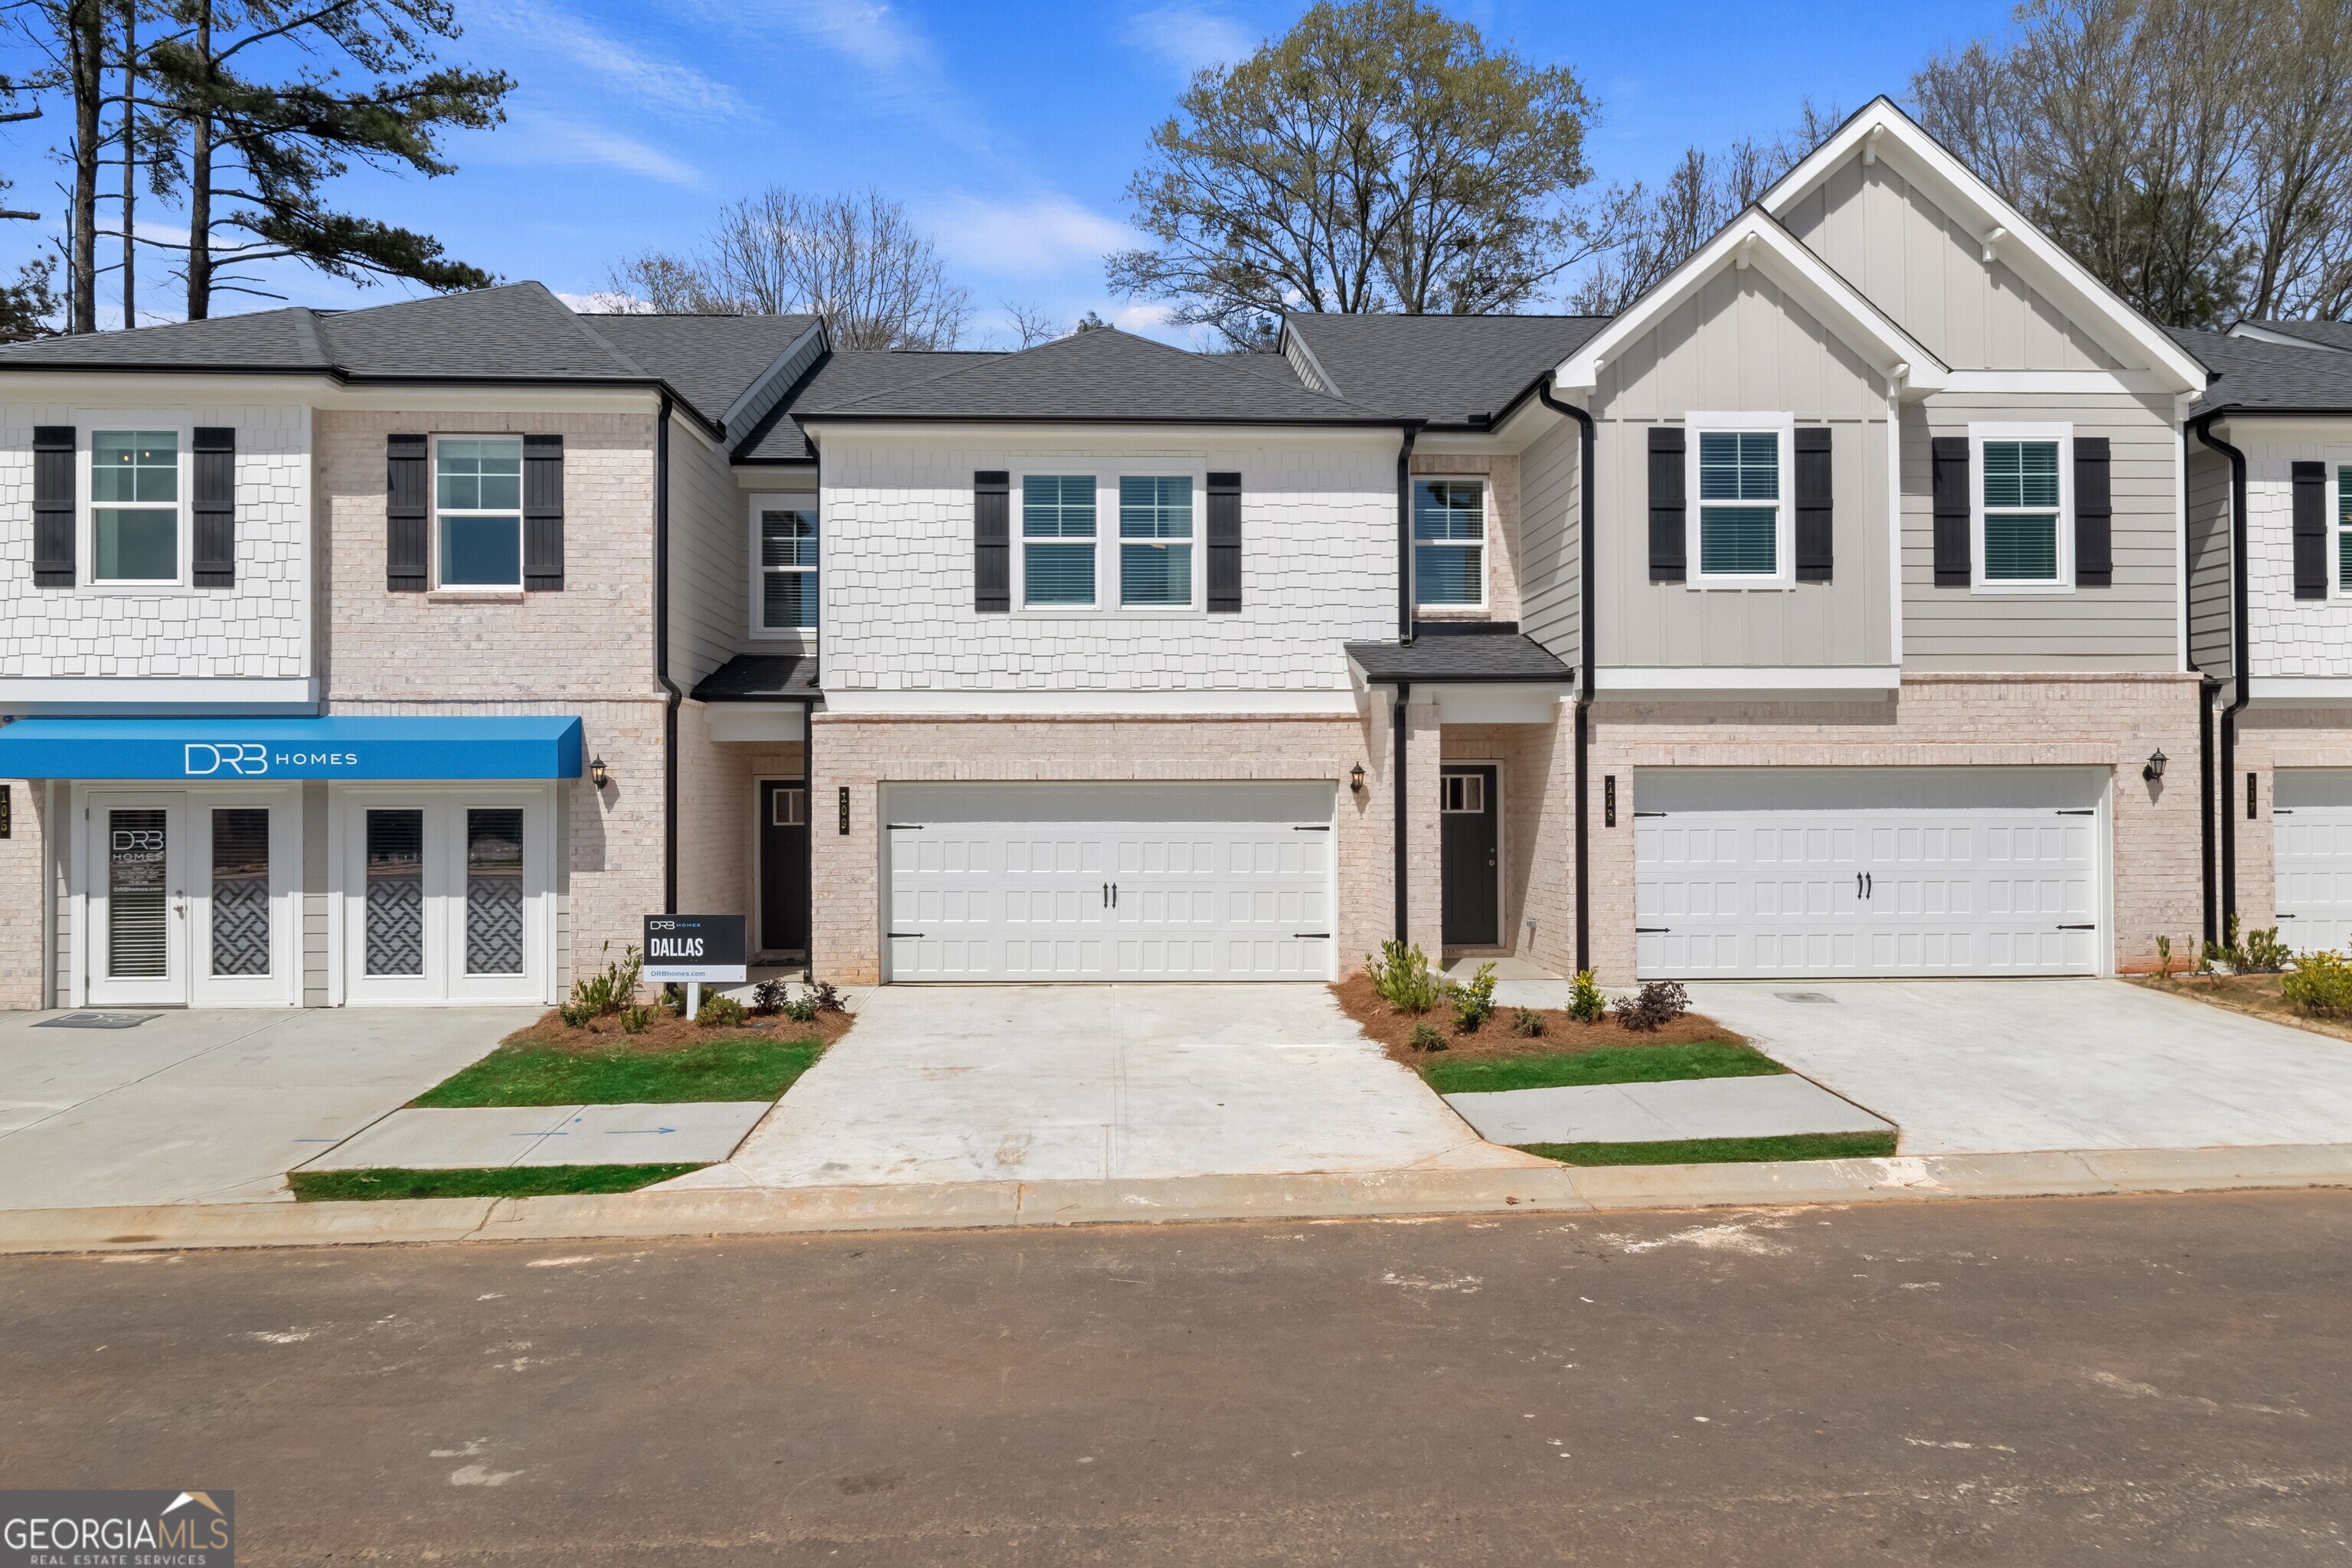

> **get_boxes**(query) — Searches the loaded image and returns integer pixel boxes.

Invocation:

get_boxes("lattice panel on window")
[466,808,525,975]
[365,809,425,977]
[211,808,270,976]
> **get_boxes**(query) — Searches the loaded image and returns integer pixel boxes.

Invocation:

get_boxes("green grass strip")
[413,1037,825,1108]
[289,1164,704,1203]
[1422,1040,1782,1096]
[1517,1132,1900,1168]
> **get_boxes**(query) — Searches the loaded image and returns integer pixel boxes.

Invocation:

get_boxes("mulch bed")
[1329,972,1743,1070]
[2131,972,2352,1046]
[499,1003,857,1056]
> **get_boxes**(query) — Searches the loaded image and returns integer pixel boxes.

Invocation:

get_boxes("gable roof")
[1278,313,1608,425]
[1555,207,1949,397]
[2173,327,2352,417]
[1760,97,2207,394]
[583,312,822,427]
[733,348,1007,462]
[796,326,1387,426]
[2230,319,2352,355]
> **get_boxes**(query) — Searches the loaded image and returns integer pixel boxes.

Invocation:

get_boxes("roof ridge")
[528,282,649,378]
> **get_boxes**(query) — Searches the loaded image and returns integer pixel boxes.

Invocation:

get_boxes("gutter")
[2191,412,2249,938]
[655,393,681,914]
[1539,381,1599,977]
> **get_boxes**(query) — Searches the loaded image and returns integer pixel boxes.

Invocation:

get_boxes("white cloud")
[557,290,651,313]
[1113,302,1177,332]
[477,2,746,119]
[1123,5,1258,77]
[928,195,1139,281]
[536,121,707,187]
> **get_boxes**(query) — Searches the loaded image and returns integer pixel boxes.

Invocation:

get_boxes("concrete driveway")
[0,1008,530,1209]
[1685,979,2352,1155]
[681,985,1537,1190]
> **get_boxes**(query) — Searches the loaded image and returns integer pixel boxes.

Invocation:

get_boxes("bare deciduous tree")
[612,187,969,350]
[999,299,1067,348]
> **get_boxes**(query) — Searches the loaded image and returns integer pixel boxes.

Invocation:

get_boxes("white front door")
[342,789,549,1005]
[1634,766,2105,979]
[188,792,301,1007]
[87,792,187,1007]
[2272,769,2352,952]
[884,782,1338,982]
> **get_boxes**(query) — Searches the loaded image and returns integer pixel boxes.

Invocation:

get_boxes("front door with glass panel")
[87,789,298,1007]
[87,793,185,1006]
[345,791,546,1004]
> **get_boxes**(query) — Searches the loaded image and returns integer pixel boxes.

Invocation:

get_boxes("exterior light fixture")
[2143,749,2167,782]
[1350,763,1366,794]
[589,755,610,789]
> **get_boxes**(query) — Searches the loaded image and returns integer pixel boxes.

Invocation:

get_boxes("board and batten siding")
[818,429,1396,694]
[2239,422,2352,678]
[1587,266,1894,671]
[1900,391,2176,671]
[1779,158,2119,373]
[1517,410,1583,667]
[2187,441,2233,679]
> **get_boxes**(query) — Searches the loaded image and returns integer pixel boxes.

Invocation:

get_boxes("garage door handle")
[1294,932,1330,939]
[2056,809,2096,816]
[887,823,924,830]
[1292,825,1331,831]
[1635,926,1670,933]
[887,931,924,938]
[2056,923,2096,930]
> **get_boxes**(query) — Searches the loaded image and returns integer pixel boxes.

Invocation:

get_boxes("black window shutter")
[1795,426,1833,583]
[387,433,428,592]
[2294,459,2327,600]
[523,433,564,590]
[1206,470,1241,612]
[31,425,74,588]
[1932,436,1971,586]
[2073,436,2112,587]
[1648,426,1685,581]
[975,471,1011,612]
[191,426,236,587]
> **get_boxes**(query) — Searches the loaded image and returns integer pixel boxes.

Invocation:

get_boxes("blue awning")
[0,716,583,781]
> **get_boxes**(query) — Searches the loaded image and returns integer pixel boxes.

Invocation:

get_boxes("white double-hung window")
[1687,414,1792,584]
[758,502,818,629]
[1119,475,1192,606]
[1972,423,2070,590]
[1413,479,1485,606]
[1022,475,1097,606]
[2340,463,2352,594]
[434,436,524,588]
[90,430,181,582]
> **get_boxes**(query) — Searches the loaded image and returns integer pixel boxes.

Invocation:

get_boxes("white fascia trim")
[1279,323,1342,397]
[2248,678,2352,707]
[2227,322,2351,354]
[1760,100,2208,395]
[720,321,828,438]
[1597,665,1900,693]
[0,677,322,714]
[1942,370,2177,394]
[816,688,1361,717]
[1554,209,1947,399]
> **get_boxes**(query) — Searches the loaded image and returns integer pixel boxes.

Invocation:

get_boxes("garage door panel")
[2272,773,2352,954]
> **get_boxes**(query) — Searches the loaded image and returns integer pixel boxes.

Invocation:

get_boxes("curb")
[3,1143,2350,1255]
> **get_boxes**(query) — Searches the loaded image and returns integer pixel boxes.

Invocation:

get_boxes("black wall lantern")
[1349,763,1366,794]
[2143,748,2167,782]
[588,755,609,789]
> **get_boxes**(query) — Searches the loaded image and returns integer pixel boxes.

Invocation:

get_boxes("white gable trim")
[1554,208,1948,399]
[1761,99,2208,394]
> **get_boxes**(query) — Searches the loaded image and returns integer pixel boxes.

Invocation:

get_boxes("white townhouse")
[0,97,2247,1010]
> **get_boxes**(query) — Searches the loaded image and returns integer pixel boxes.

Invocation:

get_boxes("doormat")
[1773,992,1837,1004]
[34,1011,162,1029]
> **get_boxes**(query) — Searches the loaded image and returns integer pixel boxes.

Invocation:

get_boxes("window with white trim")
[1971,423,2071,590]
[1119,475,1192,606]
[1413,479,1485,606]
[90,430,179,582]
[1697,430,1780,580]
[434,436,523,588]
[1022,474,1096,606]
[2337,464,2352,594]
[759,504,818,629]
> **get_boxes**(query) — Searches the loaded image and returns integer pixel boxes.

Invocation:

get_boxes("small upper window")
[91,430,178,582]
[1697,431,1779,578]
[2337,466,2352,593]
[760,505,818,629]
[435,437,523,588]
[1023,475,1096,606]
[1413,479,1485,606]
[1981,440,2062,583]
[1119,475,1192,606]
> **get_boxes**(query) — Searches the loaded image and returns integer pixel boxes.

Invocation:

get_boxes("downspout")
[654,394,681,914]
[2192,413,2249,938]
[801,692,816,980]
[1393,678,1410,942]
[1396,423,1421,641]
[1538,381,1597,975]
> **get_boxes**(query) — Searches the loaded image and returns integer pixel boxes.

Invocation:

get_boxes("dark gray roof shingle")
[691,653,819,701]
[735,348,1005,462]
[799,327,1384,424]
[2173,326,2352,416]
[1281,313,1609,425]
[1346,633,1575,683]
[583,312,820,425]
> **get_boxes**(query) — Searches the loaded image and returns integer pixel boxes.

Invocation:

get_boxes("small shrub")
[2155,933,2174,980]
[1407,1022,1448,1052]
[2282,949,2352,1015]
[2242,926,2291,974]
[619,1003,653,1035]
[1511,1007,1545,1037]
[1366,940,1442,1015]
[811,979,846,1013]
[750,978,790,1016]
[779,990,822,1024]
[1447,962,1498,1033]
[559,943,644,1027]
[1566,969,1607,1024]
[695,993,748,1027]
[1612,979,1690,1033]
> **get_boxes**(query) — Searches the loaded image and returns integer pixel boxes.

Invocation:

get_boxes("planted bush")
[750,978,790,1016]
[558,943,645,1028]
[1447,962,1498,1033]
[811,979,847,1013]
[2242,926,2292,974]
[1407,1021,1448,1052]
[1367,940,1443,1015]
[1511,1007,1545,1037]
[1566,969,1607,1024]
[780,990,822,1023]
[1612,979,1690,1033]
[2283,949,2352,1015]
[694,993,748,1027]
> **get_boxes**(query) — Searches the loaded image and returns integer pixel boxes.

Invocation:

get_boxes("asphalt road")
[4,1191,2347,1565]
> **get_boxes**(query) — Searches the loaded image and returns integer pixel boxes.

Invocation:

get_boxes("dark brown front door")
[1440,766,1498,946]
[758,780,809,954]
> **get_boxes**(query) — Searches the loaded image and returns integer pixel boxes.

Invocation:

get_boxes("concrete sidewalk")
[300,1101,771,1171]
[1445,1073,1895,1145]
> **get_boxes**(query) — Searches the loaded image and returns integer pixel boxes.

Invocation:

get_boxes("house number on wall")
[838,785,849,836]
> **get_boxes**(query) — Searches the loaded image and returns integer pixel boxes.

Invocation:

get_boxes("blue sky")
[1,0,2017,345]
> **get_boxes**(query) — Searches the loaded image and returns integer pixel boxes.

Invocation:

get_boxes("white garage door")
[883,782,1337,982]
[1634,767,2104,978]
[2273,769,2352,953]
